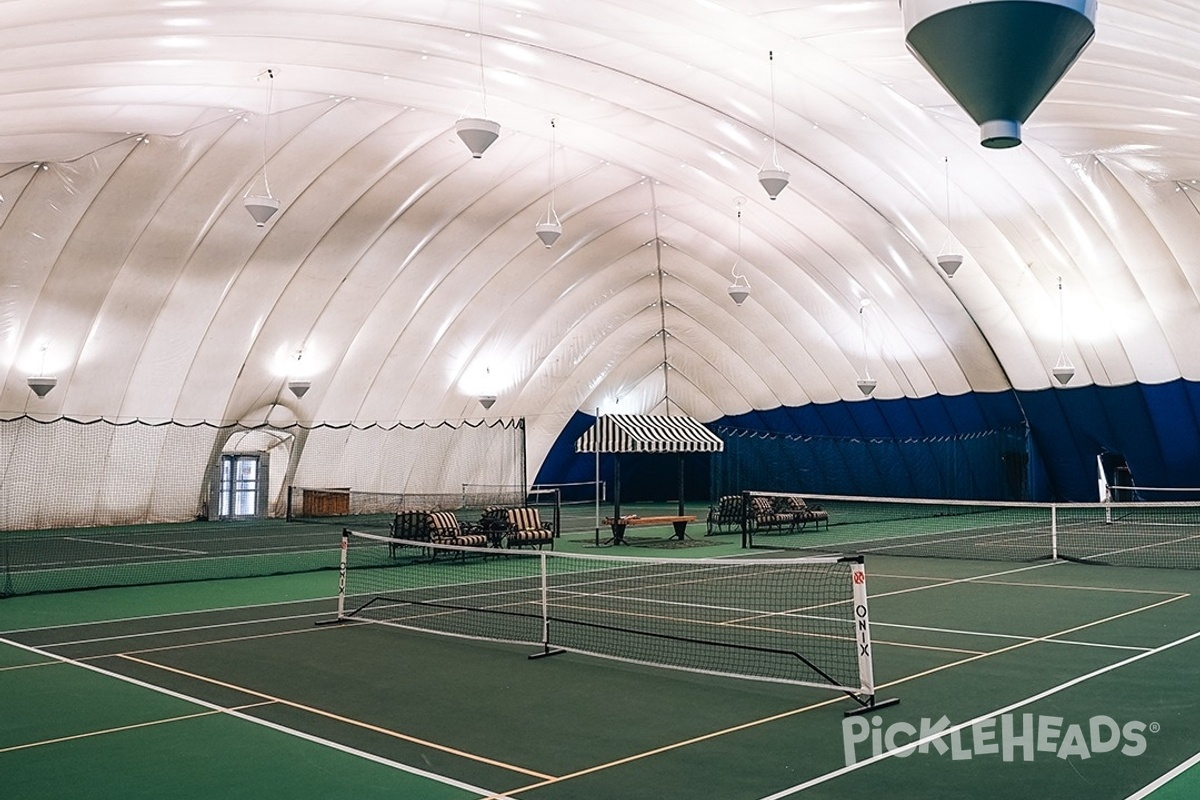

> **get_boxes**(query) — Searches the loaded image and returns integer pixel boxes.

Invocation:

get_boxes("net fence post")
[528,550,565,659]
[740,490,750,548]
[336,528,349,620]
[1051,503,1058,560]
[844,556,899,716]
[286,484,294,522]
[315,528,351,627]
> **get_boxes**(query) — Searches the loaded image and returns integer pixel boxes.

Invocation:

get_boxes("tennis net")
[738,491,1200,569]
[334,529,893,710]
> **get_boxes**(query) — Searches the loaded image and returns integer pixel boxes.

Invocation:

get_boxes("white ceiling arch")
[0,0,1197,474]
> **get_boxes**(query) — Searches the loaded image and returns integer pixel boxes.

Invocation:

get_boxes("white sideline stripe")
[0,635,514,800]
[62,536,206,555]
[755,627,1200,800]
[1125,747,1200,799]
[41,611,333,648]
[872,571,1186,597]
[2,595,338,635]
[867,561,1061,600]
[872,621,1155,653]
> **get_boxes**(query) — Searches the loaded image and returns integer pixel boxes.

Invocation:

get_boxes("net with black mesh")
[335,529,886,705]
[0,415,526,596]
[735,491,1200,569]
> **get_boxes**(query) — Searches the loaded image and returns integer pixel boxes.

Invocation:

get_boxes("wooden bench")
[602,514,697,545]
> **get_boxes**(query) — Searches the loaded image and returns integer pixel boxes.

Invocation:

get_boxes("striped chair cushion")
[507,507,544,531]
[505,507,553,548]
[429,511,461,537]
[509,530,552,543]
[392,511,432,541]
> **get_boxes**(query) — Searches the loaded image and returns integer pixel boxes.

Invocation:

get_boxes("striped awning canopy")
[575,414,725,454]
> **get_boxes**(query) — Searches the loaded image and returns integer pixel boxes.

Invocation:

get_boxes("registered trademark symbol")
[1149,722,1161,734]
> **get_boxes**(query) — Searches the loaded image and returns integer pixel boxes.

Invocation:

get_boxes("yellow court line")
[0,701,274,754]
[482,694,851,800]
[117,653,555,782]
[484,589,1191,799]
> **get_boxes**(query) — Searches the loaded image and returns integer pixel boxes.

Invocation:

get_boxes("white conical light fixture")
[535,118,562,247]
[535,221,562,247]
[27,344,57,397]
[937,253,964,277]
[456,117,500,158]
[857,299,876,396]
[757,50,790,200]
[288,379,311,398]
[1052,275,1075,385]
[478,395,497,409]
[728,198,751,305]
[728,282,750,306]
[244,68,280,226]
[245,195,280,227]
[458,1,500,158]
[1052,359,1075,385]
[937,156,963,277]
[27,375,57,398]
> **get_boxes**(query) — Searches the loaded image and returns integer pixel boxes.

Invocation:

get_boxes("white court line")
[62,536,205,555]
[37,610,333,649]
[1125,747,1200,799]
[0,635,514,800]
[0,701,275,754]
[2,595,337,635]
[872,571,1186,597]
[868,560,1061,600]
[873,621,1154,653]
[755,626,1200,799]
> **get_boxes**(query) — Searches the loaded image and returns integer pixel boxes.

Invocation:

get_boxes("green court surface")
[3,507,1200,799]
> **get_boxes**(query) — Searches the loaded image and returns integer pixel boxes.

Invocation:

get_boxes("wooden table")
[602,515,697,545]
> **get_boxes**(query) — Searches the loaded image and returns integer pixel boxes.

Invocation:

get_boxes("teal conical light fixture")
[903,0,1096,148]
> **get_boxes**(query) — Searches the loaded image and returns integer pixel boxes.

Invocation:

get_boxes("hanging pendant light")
[937,155,964,277]
[856,299,876,396]
[1052,276,1075,385]
[728,198,751,305]
[535,118,563,247]
[244,68,280,226]
[286,348,312,397]
[478,367,497,409]
[758,50,790,201]
[903,0,1096,149]
[27,343,57,397]
[458,0,500,158]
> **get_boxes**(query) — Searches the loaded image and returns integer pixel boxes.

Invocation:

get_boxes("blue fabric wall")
[534,380,1200,502]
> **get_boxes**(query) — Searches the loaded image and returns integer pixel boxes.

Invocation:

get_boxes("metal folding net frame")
[330,529,897,713]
